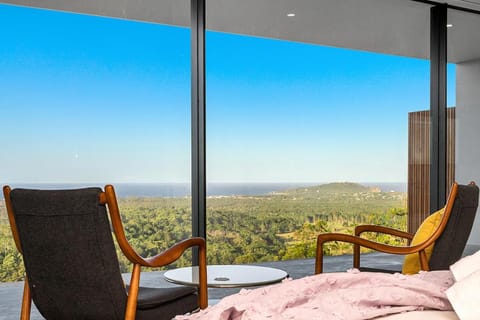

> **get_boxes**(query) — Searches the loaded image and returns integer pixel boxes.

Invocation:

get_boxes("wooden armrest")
[103,185,206,267]
[103,184,208,312]
[144,237,205,267]
[125,237,208,317]
[352,225,412,271]
[355,225,414,240]
[315,233,429,274]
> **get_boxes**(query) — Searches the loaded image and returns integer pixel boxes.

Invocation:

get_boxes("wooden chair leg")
[20,278,31,320]
[125,264,141,320]
[315,238,324,274]
[198,245,208,309]
[353,243,360,269]
[419,250,430,271]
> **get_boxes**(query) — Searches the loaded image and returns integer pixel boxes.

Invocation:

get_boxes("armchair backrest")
[7,187,128,319]
[429,182,479,270]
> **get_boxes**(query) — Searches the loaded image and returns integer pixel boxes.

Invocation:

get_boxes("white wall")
[456,58,480,245]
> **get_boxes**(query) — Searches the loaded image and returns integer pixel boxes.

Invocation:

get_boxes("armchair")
[3,184,207,320]
[315,182,479,274]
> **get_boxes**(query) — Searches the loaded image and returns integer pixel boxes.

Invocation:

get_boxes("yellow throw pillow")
[402,208,445,274]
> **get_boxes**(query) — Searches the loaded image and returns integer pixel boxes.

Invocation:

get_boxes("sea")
[3,182,407,198]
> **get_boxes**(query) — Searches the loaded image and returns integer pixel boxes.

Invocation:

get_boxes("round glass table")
[163,265,288,288]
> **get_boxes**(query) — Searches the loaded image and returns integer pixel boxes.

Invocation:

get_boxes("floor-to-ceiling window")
[0,1,192,282]
[205,0,431,267]
[2,0,475,284]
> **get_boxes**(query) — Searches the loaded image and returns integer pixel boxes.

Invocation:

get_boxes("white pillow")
[446,269,480,320]
[449,250,480,282]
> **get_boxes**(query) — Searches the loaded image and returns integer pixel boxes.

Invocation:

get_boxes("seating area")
[2,0,480,319]
[2,182,479,319]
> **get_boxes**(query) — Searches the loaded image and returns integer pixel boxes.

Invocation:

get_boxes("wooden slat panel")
[407,108,455,234]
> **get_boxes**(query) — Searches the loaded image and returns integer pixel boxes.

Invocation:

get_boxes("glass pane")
[0,2,191,282]
[206,0,431,271]
[447,8,480,250]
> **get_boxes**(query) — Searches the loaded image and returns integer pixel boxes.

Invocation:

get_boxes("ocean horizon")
[3,182,407,198]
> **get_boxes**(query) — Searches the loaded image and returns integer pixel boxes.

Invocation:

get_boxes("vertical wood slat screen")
[407,108,455,234]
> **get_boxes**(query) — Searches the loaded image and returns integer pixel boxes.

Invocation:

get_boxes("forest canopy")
[0,182,407,282]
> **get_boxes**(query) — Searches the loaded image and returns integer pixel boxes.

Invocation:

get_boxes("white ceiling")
[1,0,480,63]
[442,0,480,11]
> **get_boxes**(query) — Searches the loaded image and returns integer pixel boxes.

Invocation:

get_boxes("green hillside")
[0,182,407,282]
[277,182,374,196]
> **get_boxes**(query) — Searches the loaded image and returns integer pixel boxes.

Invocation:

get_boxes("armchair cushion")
[134,286,199,320]
[134,286,197,309]
[402,208,444,274]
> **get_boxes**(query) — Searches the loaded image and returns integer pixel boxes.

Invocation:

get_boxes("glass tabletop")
[163,265,288,288]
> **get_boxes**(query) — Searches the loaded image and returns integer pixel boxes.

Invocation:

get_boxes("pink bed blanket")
[176,269,454,320]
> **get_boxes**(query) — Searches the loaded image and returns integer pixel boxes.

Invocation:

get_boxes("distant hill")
[279,182,377,196]
[272,182,381,197]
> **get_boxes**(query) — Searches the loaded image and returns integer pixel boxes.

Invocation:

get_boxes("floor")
[0,253,404,320]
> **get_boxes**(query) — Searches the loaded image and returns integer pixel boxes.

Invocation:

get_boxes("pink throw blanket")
[176,269,454,320]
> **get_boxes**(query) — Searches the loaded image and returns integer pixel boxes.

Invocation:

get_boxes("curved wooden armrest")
[355,225,414,240]
[125,238,208,317]
[315,233,430,274]
[128,237,208,311]
[102,185,208,312]
[101,185,202,266]
[316,183,459,275]
[144,237,205,267]
[146,237,208,309]
[352,225,412,270]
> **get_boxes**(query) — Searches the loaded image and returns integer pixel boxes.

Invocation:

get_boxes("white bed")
[177,250,480,320]
[373,249,480,320]
[177,270,454,320]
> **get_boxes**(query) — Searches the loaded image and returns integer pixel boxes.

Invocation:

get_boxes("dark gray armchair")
[3,185,207,320]
[316,182,479,274]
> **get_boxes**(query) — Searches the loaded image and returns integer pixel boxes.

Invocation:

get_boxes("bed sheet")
[176,270,454,320]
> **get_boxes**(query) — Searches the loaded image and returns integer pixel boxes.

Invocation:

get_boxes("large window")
[2,0,476,284]
[0,2,191,282]
[205,0,431,265]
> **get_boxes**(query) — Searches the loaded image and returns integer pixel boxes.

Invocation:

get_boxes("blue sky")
[0,4,456,184]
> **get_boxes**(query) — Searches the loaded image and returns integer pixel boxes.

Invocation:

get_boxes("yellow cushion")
[402,208,445,274]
